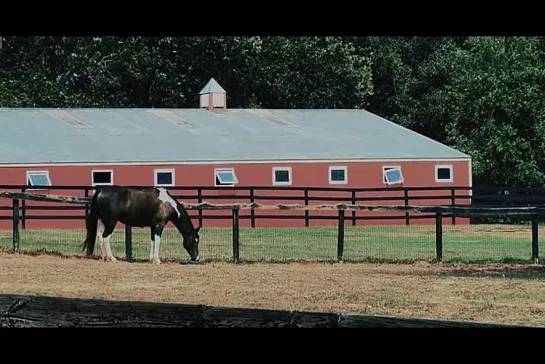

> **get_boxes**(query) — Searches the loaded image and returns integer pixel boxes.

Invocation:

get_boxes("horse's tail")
[82,190,100,255]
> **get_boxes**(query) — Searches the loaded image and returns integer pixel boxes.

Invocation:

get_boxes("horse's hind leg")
[101,222,118,262]
[97,219,106,260]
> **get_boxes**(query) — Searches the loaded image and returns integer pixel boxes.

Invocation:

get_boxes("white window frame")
[91,169,114,187]
[383,166,404,185]
[26,170,52,190]
[272,167,292,186]
[435,164,453,183]
[154,168,175,187]
[329,166,348,185]
[214,168,238,187]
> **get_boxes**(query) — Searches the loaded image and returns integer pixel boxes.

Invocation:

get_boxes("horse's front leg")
[149,227,156,262]
[151,223,165,265]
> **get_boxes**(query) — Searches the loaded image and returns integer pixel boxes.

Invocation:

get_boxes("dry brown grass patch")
[0,251,544,327]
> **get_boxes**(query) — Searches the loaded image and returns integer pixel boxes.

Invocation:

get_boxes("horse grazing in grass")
[81,185,200,264]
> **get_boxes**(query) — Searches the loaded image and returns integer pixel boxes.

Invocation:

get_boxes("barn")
[0,78,471,230]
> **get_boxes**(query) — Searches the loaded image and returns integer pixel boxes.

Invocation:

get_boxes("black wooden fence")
[2,188,545,265]
[2,184,545,229]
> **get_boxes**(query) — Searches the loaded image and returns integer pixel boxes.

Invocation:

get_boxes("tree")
[414,36,545,187]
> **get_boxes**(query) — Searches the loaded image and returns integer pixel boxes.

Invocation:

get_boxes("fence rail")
[0,184,544,228]
[1,190,544,265]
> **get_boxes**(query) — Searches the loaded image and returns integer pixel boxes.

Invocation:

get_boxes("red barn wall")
[0,159,471,230]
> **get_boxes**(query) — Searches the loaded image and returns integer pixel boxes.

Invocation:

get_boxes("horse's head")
[182,226,201,262]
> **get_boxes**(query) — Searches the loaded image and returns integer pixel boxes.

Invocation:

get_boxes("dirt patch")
[447,225,533,239]
[0,251,544,327]
[374,225,532,239]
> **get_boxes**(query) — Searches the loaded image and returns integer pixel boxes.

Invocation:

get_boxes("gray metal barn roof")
[0,108,470,164]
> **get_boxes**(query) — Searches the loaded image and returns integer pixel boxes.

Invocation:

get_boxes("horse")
[81,185,201,264]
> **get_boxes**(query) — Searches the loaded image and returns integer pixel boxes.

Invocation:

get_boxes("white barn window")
[272,167,292,185]
[92,170,113,186]
[215,168,238,186]
[329,166,347,184]
[383,166,404,185]
[155,169,175,187]
[435,165,453,183]
[27,171,52,188]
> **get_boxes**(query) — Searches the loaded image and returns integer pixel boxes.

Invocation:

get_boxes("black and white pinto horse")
[82,185,200,264]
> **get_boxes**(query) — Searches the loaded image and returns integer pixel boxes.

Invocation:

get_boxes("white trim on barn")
[468,158,473,198]
[0,158,472,168]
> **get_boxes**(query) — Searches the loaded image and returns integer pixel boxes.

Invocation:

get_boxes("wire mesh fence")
[342,225,437,262]
[1,192,544,264]
[1,219,542,264]
[238,226,339,262]
[442,219,541,263]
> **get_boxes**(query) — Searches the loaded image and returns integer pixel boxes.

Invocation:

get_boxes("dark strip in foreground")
[0,294,538,328]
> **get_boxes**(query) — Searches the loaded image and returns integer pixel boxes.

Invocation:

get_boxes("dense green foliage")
[0,36,543,188]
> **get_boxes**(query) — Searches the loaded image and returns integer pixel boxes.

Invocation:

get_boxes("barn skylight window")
[383,166,404,185]
[27,171,52,187]
[435,165,453,182]
[92,170,113,186]
[273,167,292,185]
[155,169,175,187]
[329,166,347,184]
[215,168,238,186]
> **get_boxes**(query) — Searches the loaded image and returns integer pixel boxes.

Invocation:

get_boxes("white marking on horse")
[97,219,105,257]
[157,188,181,218]
[96,218,116,262]
[152,234,162,264]
[103,234,116,262]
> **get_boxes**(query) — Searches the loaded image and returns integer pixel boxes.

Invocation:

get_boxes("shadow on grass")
[432,263,545,280]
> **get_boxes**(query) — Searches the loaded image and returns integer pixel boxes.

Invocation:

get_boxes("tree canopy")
[1,36,542,188]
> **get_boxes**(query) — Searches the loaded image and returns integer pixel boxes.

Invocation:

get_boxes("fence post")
[531,214,539,264]
[197,188,203,228]
[435,212,443,263]
[404,189,410,226]
[337,208,345,262]
[12,199,20,251]
[304,189,309,227]
[250,187,255,228]
[451,188,456,225]
[21,187,26,230]
[351,190,356,226]
[232,208,240,264]
[125,225,133,262]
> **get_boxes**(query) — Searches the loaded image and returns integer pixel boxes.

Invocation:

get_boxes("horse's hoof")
[151,258,162,265]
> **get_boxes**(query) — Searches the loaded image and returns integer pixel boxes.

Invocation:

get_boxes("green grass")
[0,223,543,264]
